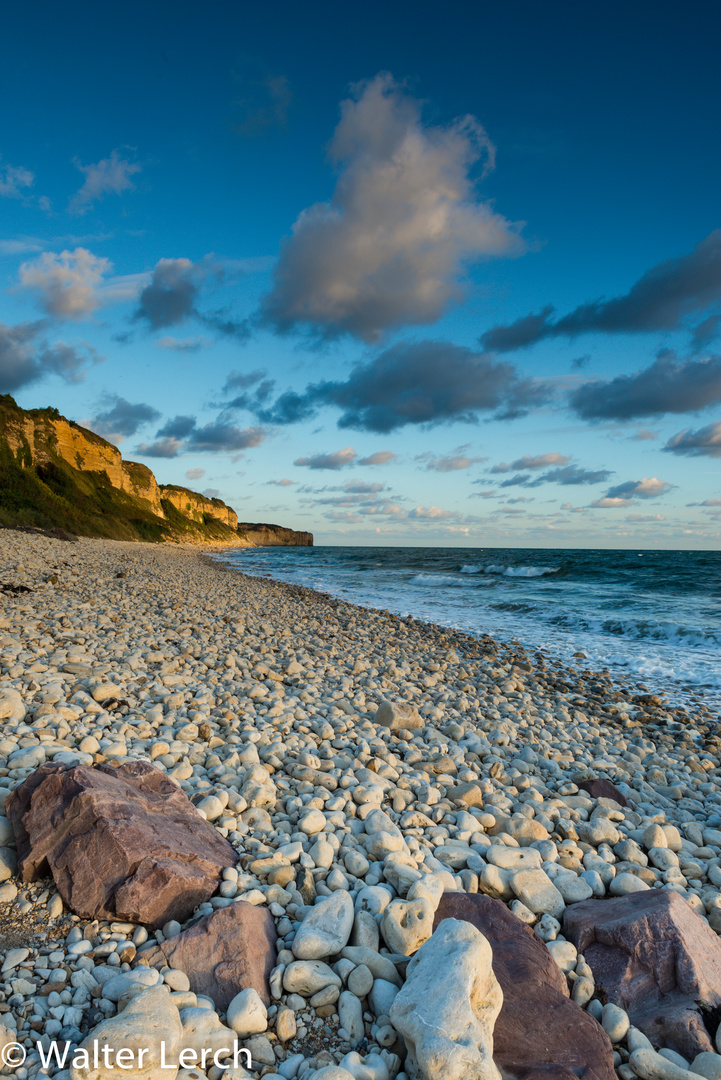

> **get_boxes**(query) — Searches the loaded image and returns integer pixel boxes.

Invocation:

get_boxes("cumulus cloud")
[186,422,266,453]
[90,394,160,444]
[136,437,182,457]
[480,229,721,352]
[258,340,548,433]
[186,467,205,480]
[260,73,523,342]
[133,257,250,338]
[137,413,267,457]
[664,420,721,457]
[0,321,100,391]
[605,477,673,500]
[570,351,721,420]
[69,149,141,214]
[294,447,357,470]
[0,159,34,198]
[156,415,198,440]
[591,476,673,507]
[19,248,112,318]
[134,258,200,329]
[357,450,397,465]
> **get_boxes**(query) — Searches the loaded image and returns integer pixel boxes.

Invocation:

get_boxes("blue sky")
[1,0,720,547]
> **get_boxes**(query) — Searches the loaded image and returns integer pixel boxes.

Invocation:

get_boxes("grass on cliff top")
[0,436,239,543]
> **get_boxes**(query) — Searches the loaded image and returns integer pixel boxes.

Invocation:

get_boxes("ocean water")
[213,546,721,708]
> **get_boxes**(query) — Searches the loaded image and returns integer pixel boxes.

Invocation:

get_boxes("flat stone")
[141,900,276,1010]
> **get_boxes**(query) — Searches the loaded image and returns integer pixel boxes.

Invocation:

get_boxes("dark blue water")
[214,546,721,705]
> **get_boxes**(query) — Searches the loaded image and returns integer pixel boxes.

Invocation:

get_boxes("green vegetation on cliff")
[0,395,240,543]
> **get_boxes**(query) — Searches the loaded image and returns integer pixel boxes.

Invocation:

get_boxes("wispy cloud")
[491,452,571,473]
[69,149,141,214]
[156,335,213,352]
[664,420,721,457]
[294,446,357,470]
[417,448,487,472]
[0,159,34,199]
[357,450,397,466]
[480,229,721,352]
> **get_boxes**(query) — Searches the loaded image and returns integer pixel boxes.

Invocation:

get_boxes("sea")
[213,546,721,710]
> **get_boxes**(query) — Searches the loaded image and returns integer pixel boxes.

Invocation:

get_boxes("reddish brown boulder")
[141,901,277,1009]
[564,890,721,1059]
[434,893,615,1080]
[6,760,236,928]
[577,778,628,806]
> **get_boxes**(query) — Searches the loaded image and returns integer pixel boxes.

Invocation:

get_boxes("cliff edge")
[0,396,312,547]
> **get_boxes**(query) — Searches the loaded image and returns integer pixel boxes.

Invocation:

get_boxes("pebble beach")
[1,530,721,1080]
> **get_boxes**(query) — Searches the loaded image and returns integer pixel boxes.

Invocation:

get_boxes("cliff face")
[237,522,313,547]
[0,396,312,547]
[161,486,238,529]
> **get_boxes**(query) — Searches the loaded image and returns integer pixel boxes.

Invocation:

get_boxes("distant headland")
[0,395,312,547]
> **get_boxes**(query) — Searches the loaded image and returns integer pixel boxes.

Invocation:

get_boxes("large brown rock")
[141,901,277,1009]
[6,760,236,928]
[434,893,615,1080]
[564,889,721,1059]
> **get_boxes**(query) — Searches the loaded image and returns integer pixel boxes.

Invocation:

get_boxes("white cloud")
[605,477,673,500]
[0,160,34,198]
[491,451,570,473]
[19,248,111,318]
[418,451,486,472]
[408,505,460,520]
[590,477,674,509]
[261,73,523,341]
[294,446,357,470]
[664,421,721,458]
[186,467,206,480]
[69,149,141,214]
[591,497,633,509]
[357,450,397,466]
[156,335,213,352]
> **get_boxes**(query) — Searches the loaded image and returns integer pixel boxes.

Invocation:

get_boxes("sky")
[1,0,720,549]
